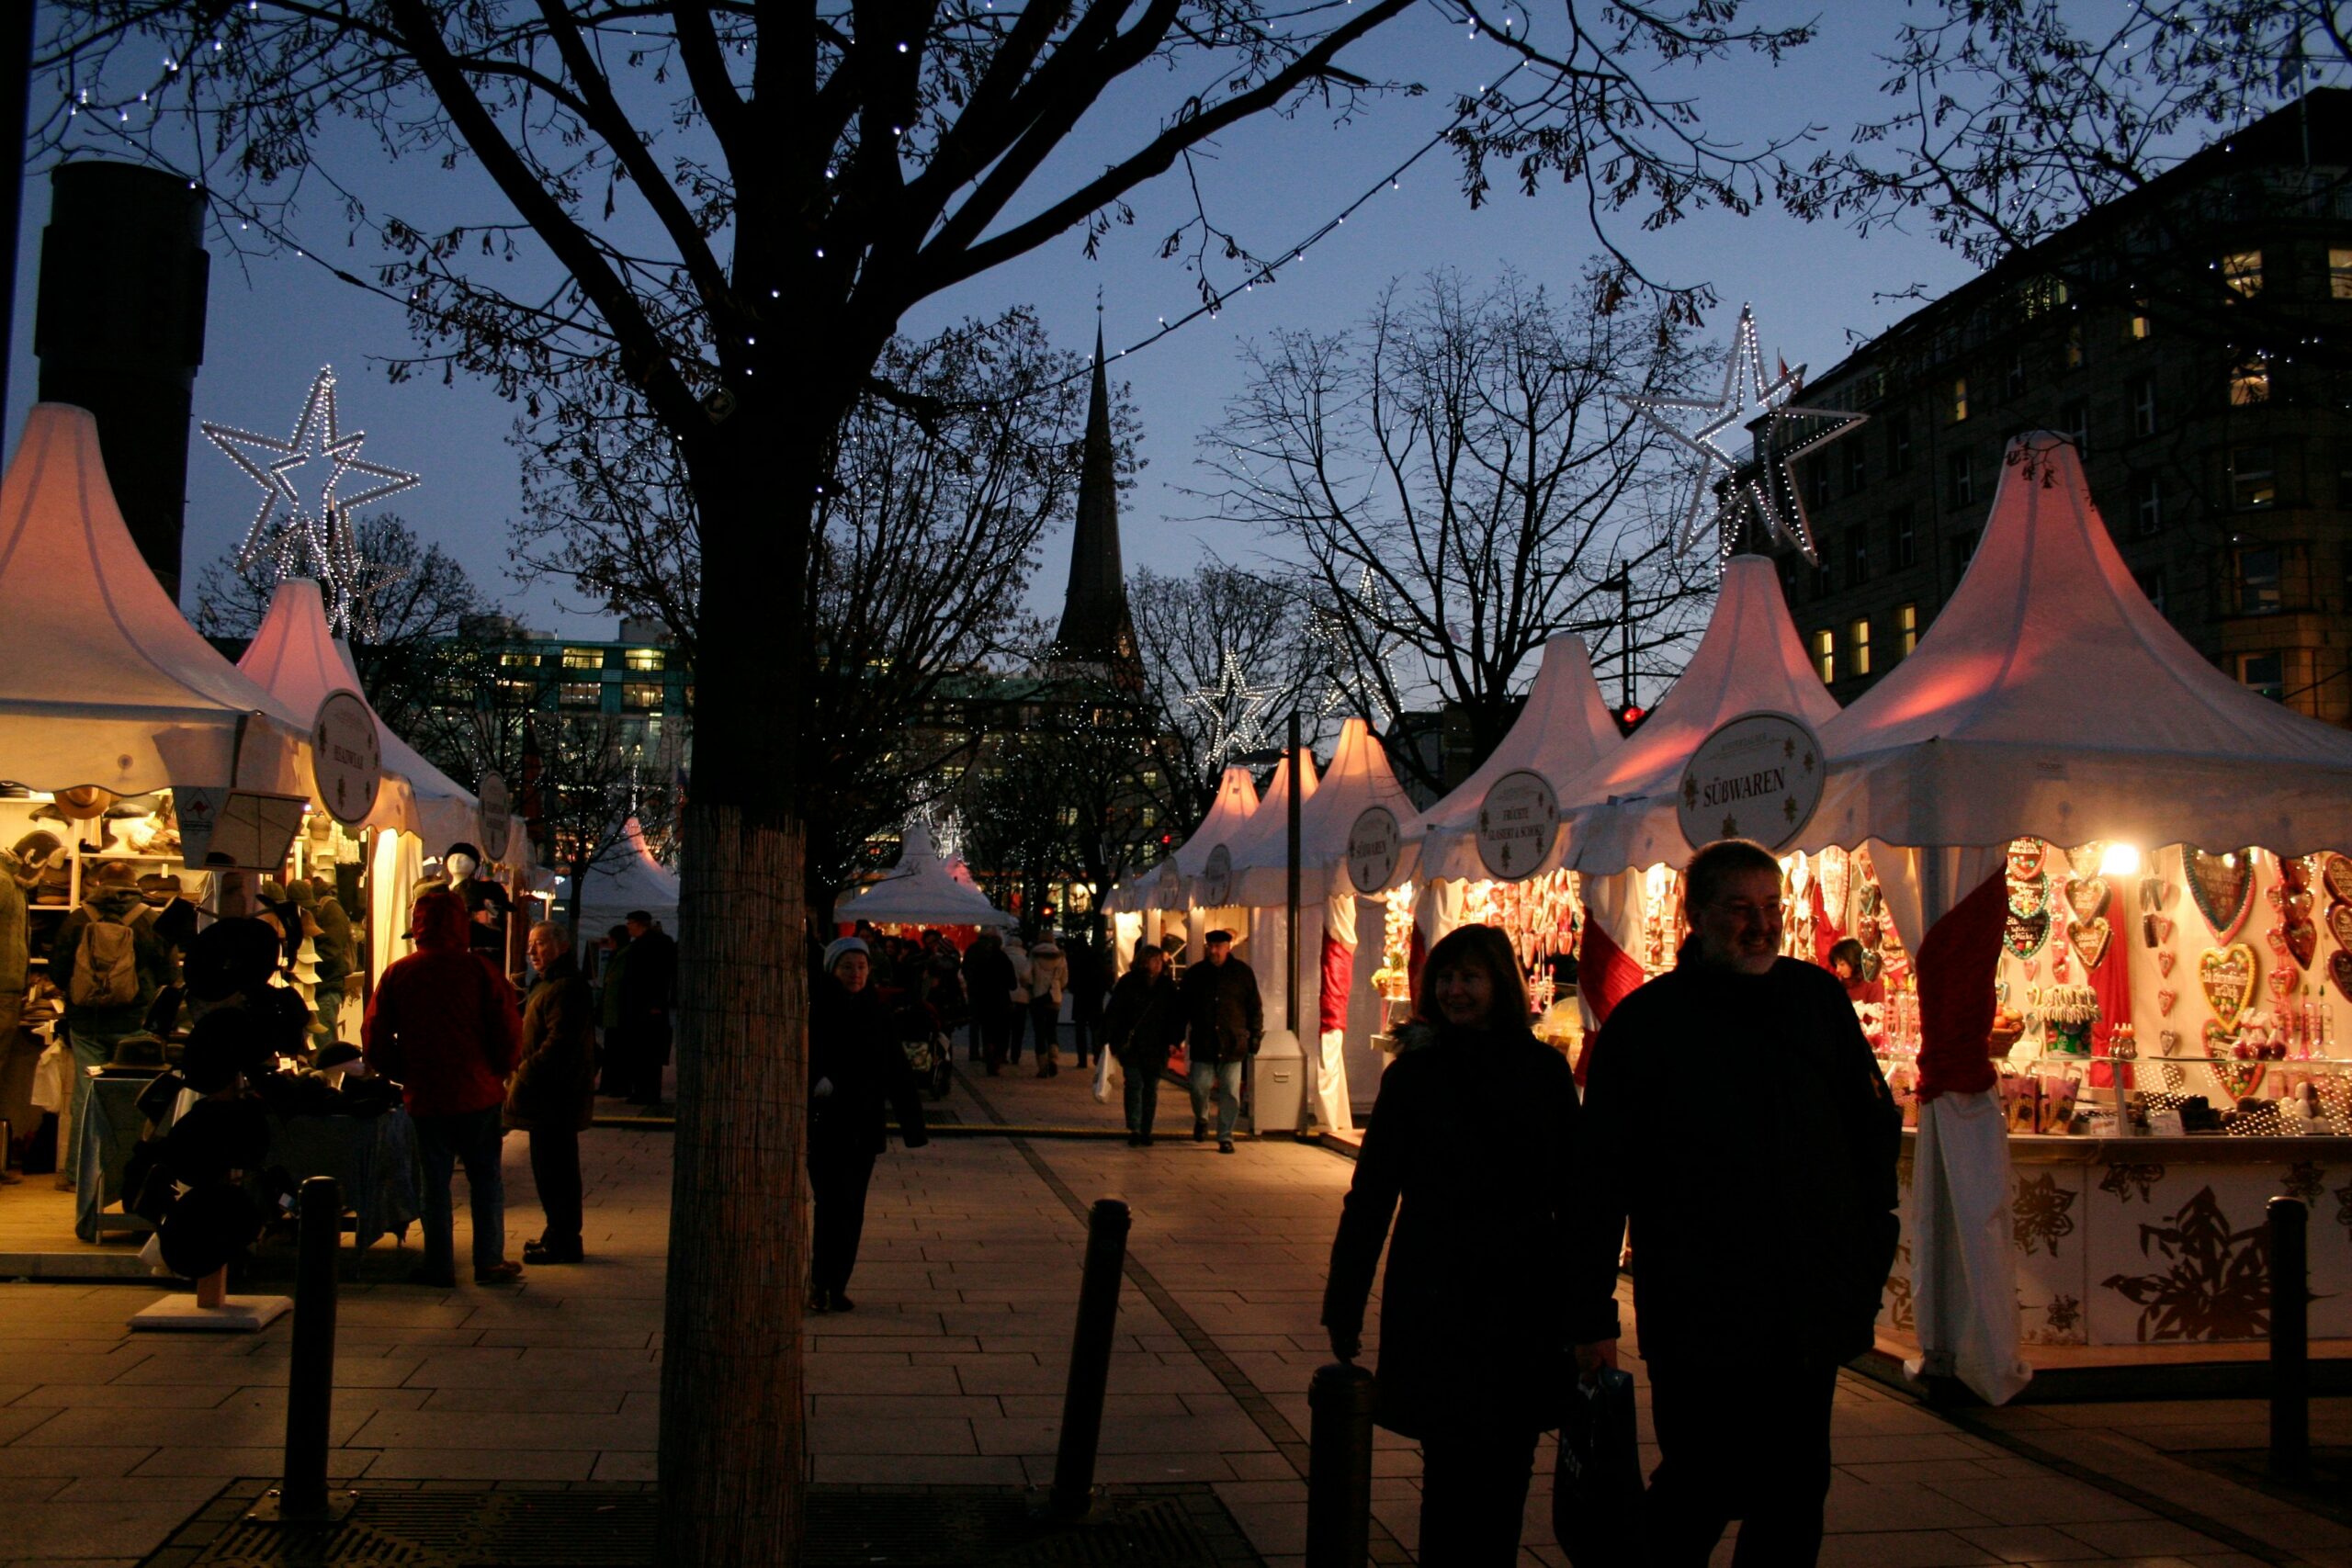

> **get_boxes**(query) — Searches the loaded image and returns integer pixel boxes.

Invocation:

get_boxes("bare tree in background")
[1199,266,1713,795]
[1128,562,1318,823]
[192,514,494,781]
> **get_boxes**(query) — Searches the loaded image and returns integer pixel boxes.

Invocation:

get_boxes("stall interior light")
[2098,842,2143,876]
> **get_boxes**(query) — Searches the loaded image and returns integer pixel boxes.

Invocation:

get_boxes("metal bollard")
[281,1176,343,1517]
[2268,1195,2309,1480]
[1050,1198,1132,1517]
[1306,1361,1376,1568]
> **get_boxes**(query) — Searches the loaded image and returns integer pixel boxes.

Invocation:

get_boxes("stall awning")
[832,821,1009,927]
[1419,634,1623,884]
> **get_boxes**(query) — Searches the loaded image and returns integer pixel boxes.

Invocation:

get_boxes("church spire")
[1055,319,1142,690]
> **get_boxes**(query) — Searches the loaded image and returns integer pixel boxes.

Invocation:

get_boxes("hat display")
[137,872,184,900]
[157,1181,266,1280]
[47,785,119,821]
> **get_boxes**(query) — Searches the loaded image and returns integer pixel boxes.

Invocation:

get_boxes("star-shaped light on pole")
[1182,648,1275,764]
[1628,305,1866,566]
[203,366,422,634]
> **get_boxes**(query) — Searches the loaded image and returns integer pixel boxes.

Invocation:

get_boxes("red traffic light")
[1613,704,1647,735]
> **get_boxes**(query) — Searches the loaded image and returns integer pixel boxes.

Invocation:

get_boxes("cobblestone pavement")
[0,1055,2345,1566]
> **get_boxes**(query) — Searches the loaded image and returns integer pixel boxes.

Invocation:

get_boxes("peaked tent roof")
[1236,716,1422,905]
[574,816,683,930]
[1419,634,1623,884]
[832,822,1012,927]
[1803,434,2352,854]
[1566,553,1841,875]
[1205,747,1317,905]
[1107,764,1262,912]
[236,579,423,835]
[0,404,310,797]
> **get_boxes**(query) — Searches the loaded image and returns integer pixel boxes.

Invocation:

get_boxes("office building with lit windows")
[1755,90,2352,727]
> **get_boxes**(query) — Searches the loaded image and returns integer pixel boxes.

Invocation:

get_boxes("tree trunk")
[657,413,814,1565]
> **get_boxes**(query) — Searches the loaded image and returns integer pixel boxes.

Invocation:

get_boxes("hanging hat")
[47,785,119,821]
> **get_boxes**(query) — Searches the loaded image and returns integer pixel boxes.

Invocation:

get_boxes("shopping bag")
[1552,1367,1644,1566]
[1091,1049,1116,1104]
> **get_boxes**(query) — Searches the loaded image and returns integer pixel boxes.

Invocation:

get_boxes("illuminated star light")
[1182,648,1275,763]
[1628,304,1866,566]
[1307,565,1402,725]
[317,506,409,640]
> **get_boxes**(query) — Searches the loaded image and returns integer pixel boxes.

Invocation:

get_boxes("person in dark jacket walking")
[505,922,598,1265]
[1180,929,1261,1152]
[617,911,676,1106]
[365,888,525,1286]
[808,937,930,1312]
[961,932,1017,1075]
[1102,942,1185,1145]
[1568,839,1902,1568]
[1067,933,1107,1070]
[1321,923,1579,1565]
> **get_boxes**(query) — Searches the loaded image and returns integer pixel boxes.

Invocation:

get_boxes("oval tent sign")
[1476,771,1561,881]
[1346,806,1403,895]
[478,770,512,861]
[1201,842,1234,906]
[1678,710,1826,853]
[311,691,383,829]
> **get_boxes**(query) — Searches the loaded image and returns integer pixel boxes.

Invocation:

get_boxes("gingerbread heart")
[2151,915,2175,945]
[2065,844,2103,882]
[2324,852,2352,908]
[2286,918,2317,970]
[2159,1030,2181,1055]
[2068,916,2112,969]
[2199,943,2259,1031]
[2330,903,2352,954]
[2023,957,2040,980]
[2186,848,2255,940]
[2155,951,2177,977]
[2064,876,2110,922]
[2331,951,2352,1004]
[2267,966,2297,1000]
[2157,987,2177,1015]
[2139,875,2178,912]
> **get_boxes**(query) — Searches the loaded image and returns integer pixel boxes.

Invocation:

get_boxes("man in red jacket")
[365,888,525,1286]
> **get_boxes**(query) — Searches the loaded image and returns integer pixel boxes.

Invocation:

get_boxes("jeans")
[1645,1358,1839,1567]
[61,1027,121,1185]
[527,1123,582,1251]
[1187,1059,1243,1140]
[1420,1429,1540,1565]
[1118,1051,1161,1137]
[414,1105,507,1278]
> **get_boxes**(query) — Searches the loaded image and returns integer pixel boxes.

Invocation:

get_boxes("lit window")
[625,648,665,672]
[2333,249,2352,299]
[1849,617,1873,677]
[1950,378,1969,423]
[2222,250,2263,297]
[1946,449,1973,509]
[2132,475,2163,537]
[499,651,538,669]
[1057,806,1080,828]
[2132,377,2158,437]
[2232,446,2277,509]
[1141,807,1158,828]
[562,647,604,671]
[2128,306,2153,341]
[560,682,601,707]
[623,682,663,710]
[1810,628,1836,685]
[2230,358,2270,405]
[2234,547,2283,615]
[1898,604,1919,657]
[2237,651,2284,700]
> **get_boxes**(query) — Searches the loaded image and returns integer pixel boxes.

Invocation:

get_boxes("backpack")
[70,908,141,1010]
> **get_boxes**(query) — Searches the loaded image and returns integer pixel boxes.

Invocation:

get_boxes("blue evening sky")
[6,7,1985,646]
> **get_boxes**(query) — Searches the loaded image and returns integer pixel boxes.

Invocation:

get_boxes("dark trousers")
[978,1008,1013,1070]
[1006,1004,1027,1064]
[527,1123,583,1250]
[1070,998,1101,1065]
[808,1132,879,1297]
[1645,1358,1839,1567]
[1029,998,1061,1069]
[628,1015,672,1104]
[1117,1050,1160,1136]
[414,1106,506,1278]
[1419,1428,1539,1565]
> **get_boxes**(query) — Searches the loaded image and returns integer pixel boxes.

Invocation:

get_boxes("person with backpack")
[52,862,170,1190]
[364,887,525,1286]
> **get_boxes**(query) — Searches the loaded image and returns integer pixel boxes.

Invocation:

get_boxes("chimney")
[34,162,210,603]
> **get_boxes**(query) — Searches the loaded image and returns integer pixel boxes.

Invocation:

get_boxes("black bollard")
[2268,1195,2309,1480]
[281,1176,343,1518]
[1306,1361,1376,1568]
[1050,1198,1131,1517]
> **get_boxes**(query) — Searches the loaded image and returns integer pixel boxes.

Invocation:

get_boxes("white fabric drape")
[1312,890,1357,1133]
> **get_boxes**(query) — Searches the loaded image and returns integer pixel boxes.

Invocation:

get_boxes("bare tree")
[1198,266,1713,794]
[39,0,1822,1552]
[1126,561,1317,827]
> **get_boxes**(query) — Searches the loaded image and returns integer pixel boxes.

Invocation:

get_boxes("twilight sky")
[7,8,1990,646]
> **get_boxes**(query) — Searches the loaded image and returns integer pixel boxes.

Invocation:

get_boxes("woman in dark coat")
[1101,942,1185,1145]
[505,921,598,1265]
[1321,923,1581,1565]
[808,936,930,1313]
[961,932,1017,1075]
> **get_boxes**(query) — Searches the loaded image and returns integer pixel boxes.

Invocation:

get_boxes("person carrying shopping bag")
[1101,942,1184,1145]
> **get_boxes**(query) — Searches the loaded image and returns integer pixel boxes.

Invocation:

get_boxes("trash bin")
[1250,1029,1306,1134]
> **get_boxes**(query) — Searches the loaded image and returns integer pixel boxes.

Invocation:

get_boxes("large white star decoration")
[203,366,422,634]
[1182,648,1275,764]
[1307,565,1403,725]
[1629,305,1867,566]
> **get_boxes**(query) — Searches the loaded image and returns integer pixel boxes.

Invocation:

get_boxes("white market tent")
[330,641,483,856]
[1205,747,1317,908]
[1415,633,1624,886]
[575,815,683,938]
[1102,765,1260,916]
[1792,434,2352,1407]
[1237,720,1418,906]
[0,404,310,798]
[236,579,424,837]
[832,821,1011,928]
